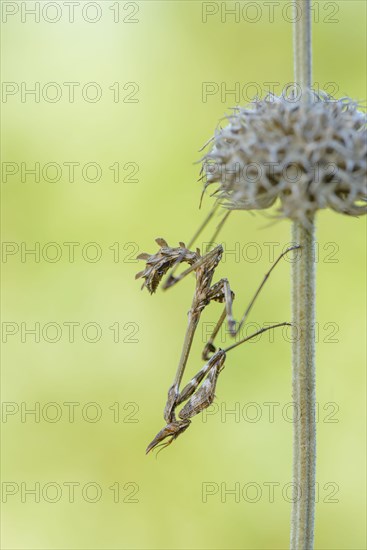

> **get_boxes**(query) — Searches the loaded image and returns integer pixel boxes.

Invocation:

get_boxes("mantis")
[136,211,300,454]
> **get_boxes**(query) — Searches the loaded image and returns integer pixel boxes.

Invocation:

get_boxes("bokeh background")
[1,1,366,548]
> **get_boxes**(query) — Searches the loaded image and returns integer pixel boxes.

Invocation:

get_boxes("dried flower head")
[202,92,367,227]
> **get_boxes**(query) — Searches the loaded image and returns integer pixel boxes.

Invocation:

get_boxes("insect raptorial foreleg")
[146,323,291,454]
[175,349,226,408]
[178,350,226,421]
[179,322,293,427]
[146,351,226,454]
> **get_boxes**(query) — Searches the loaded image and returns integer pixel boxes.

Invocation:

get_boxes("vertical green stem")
[291,1,316,549]
[291,221,316,549]
[293,0,312,90]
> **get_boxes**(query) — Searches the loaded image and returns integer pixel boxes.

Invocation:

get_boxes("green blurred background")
[1,1,366,548]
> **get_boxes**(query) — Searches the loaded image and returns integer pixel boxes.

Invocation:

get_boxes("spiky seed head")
[202,92,367,228]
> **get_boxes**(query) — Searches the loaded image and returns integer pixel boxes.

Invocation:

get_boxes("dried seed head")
[202,92,367,227]
[136,238,199,294]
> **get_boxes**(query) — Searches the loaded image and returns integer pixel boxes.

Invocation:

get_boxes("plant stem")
[290,1,316,549]
[293,0,312,91]
[291,221,316,549]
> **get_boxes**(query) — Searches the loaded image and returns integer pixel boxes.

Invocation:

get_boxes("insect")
[136,225,300,454]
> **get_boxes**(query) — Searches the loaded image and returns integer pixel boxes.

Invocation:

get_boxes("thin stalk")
[291,2,316,549]
[291,221,316,549]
